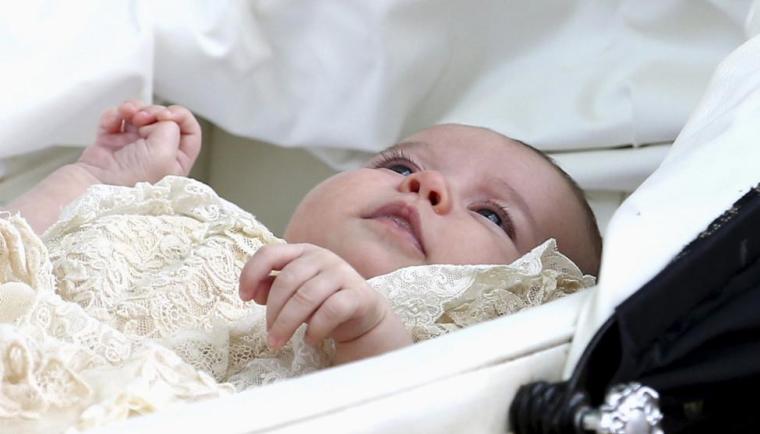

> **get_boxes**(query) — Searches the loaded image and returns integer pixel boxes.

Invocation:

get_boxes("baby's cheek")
[437,231,519,266]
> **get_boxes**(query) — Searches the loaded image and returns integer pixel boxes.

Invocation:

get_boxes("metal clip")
[577,383,664,434]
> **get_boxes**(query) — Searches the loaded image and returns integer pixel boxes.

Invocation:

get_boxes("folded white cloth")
[1,1,752,189]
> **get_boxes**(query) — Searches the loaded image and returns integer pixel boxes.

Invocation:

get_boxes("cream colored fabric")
[0,214,230,434]
[0,176,592,432]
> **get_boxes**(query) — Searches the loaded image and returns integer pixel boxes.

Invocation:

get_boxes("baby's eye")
[387,163,414,176]
[476,208,503,227]
[474,204,515,240]
[368,148,420,175]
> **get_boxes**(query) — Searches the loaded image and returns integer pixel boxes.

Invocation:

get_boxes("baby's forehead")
[398,125,579,211]
[400,124,529,155]
[396,125,549,175]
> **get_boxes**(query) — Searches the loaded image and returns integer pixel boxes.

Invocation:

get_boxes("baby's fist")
[78,101,202,186]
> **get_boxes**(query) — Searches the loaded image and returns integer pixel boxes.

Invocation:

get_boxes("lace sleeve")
[368,240,595,342]
[41,176,329,391]
[0,213,231,434]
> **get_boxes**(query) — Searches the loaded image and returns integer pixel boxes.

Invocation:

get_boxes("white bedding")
[0,0,753,192]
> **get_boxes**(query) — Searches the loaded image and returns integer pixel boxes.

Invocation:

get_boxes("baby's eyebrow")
[387,141,430,153]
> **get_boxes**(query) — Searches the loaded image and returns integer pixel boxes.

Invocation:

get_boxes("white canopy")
[1,0,752,189]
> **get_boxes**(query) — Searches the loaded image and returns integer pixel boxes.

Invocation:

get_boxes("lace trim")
[370,239,594,341]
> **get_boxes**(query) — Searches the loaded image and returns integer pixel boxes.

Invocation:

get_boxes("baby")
[6,100,601,365]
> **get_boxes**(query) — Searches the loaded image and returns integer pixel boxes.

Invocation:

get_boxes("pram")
[95,29,760,434]
[2,1,759,433]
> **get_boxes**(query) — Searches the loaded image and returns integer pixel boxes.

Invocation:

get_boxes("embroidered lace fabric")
[0,176,594,432]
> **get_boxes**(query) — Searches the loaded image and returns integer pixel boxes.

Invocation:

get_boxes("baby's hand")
[77,100,202,186]
[239,244,412,363]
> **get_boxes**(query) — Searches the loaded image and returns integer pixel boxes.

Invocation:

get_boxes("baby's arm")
[239,244,413,364]
[3,101,202,234]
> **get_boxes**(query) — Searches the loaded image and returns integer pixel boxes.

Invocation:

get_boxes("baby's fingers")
[132,105,172,127]
[267,271,338,349]
[303,290,360,346]
[98,106,124,134]
[99,100,140,134]
[165,105,202,172]
[264,249,336,329]
[238,244,307,302]
[137,120,180,148]
[117,99,145,115]
[115,100,145,128]
[164,105,201,137]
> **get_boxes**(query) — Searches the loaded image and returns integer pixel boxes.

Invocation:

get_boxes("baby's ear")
[580,215,603,276]
[575,237,602,278]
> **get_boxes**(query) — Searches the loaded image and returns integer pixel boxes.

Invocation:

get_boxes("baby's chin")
[284,221,421,279]
[334,242,420,279]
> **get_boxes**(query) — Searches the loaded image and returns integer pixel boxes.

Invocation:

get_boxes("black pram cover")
[511,184,760,434]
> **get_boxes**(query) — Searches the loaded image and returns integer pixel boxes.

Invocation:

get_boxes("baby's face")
[284,124,591,278]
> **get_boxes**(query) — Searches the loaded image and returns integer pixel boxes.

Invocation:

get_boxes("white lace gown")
[0,176,593,433]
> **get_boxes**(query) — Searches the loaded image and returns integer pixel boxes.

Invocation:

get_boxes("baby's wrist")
[63,162,106,188]
[4,163,106,234]
[333,306,412,364]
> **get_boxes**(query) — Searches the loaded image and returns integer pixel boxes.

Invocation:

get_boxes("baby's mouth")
[365,203,426,256]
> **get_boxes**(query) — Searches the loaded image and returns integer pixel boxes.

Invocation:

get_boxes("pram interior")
[1,2,759,433]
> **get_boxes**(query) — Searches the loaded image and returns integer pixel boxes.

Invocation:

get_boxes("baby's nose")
[399,170,452,214]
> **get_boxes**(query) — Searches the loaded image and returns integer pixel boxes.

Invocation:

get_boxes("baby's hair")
[512,138,603,276]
